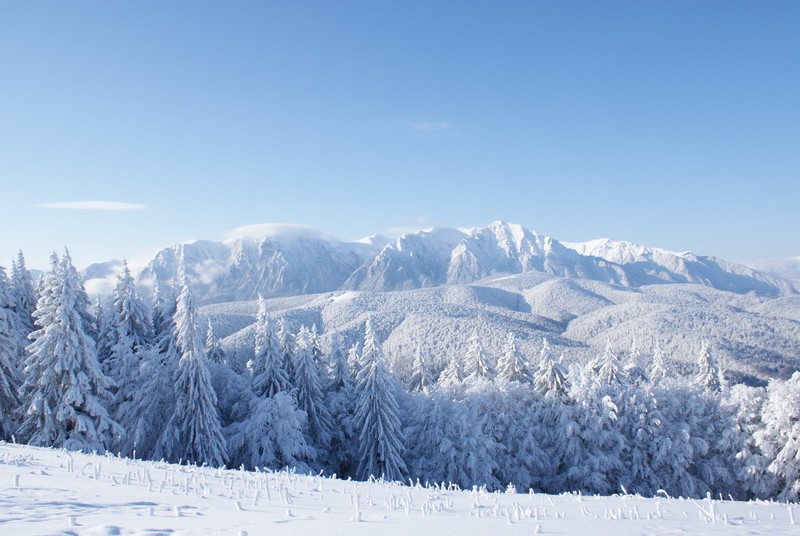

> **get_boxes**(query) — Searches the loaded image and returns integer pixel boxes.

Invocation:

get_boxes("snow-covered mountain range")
[93,221,795,303]
[80,221,799,384]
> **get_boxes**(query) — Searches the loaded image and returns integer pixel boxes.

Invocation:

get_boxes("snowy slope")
[84,221,798,303]
[1,442,797,535]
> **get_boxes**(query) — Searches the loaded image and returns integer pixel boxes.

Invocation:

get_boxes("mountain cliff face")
[108,221,796,303]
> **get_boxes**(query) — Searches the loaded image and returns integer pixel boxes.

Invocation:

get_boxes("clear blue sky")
[1,1,798,270]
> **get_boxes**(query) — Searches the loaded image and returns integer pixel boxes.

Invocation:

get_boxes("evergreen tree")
[112,260,153,351]
[227,391,313,472]
[347,340,362,380]
[624,338,649,385]
[18,249,121,452]
[592,339,626,389]
[405,393,499,489]
[205,319,227,365]
[276,318,295,386]
[355,319,407,482]
[325,333,358,476]
[533,338,569,398]
[250,295,289,397]
[327,332,350,391]
[696,341,722,393]
[754,372,800,501]
[293,326,333,451]
[160,270,227,467]
[649,340,670,384]
[465,330,494,381]
[406,345,430,393]
[496,332,533,384]
[0,266,22,438]
[723,384,776,499]
[10,250,36,334]
[437,354,464,388]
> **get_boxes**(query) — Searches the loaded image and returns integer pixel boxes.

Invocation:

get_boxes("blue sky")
[1,1,798,269]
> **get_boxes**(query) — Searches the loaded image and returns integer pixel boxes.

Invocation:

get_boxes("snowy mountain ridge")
[89,220,796,303]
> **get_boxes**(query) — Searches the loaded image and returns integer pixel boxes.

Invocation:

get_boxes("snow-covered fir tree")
[406,345,430,393]
[405,392,499,489]
[533,338,569,398]
[347,340,362,380]
[160,268,227,467]
[276,317,296,385]
[112,260,153,352]
[227,390,313,472]
[624,338,649,385]
[18,249,121,452]
[437,354,464,388]
[10,250,36,335]
[649,340,670,385]
[293,326,333,453]
[355,318,407,482]
[592,339,626,389]
[754,372,800,501]
[205,319,227,364]
[327,332,350,391]
[250,295,290,398]
[322,332,357,475]
[0,266,22,438]
[696,341,722,393]
[465,330,494,381]
[496,332,533,384]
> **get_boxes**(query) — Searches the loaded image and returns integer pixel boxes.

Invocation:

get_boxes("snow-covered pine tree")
[251,295,290,398]
[112,260,153,352]
[18,249,121,452]
[695,341,722,393]
[276,317,295,386]
[93,297,115,370]
[624,338,649,385]
[649,340,670,384]
[405,393,499,490]
[161,268,227,467]
[496,332,533,384]
[325,331,358,476]
[406,345,430,393]
[722,384,776,499]
[754,372,800,501]
[347,340,362,380]
[465,330,494,381]
[592,339,626,389]
[205,319,227,365]
[309,323,327,374]
[0,266,22,438]
[10,250,36,335]
[293,326,333,452]
[327,332,350,391]
[227,390,314,472]
[355,318,407,482]
[533,338,569,398]
[437,354,464,388]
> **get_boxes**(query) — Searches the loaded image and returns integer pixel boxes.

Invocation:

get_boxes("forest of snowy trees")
[1,249,800,502]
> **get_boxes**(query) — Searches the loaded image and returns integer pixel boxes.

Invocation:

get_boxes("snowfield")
[1,442,797,535]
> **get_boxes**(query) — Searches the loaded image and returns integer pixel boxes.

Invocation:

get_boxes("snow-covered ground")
[1,442,796,535]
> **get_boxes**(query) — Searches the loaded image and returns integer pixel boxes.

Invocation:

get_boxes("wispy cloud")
[38,201,147,211]
[384,216,443,236]
[409,121,452,133]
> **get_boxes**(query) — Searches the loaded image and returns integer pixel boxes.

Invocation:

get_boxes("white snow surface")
[1,442,797,535]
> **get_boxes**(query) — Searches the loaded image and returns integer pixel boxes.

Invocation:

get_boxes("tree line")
[0,248,798,502]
